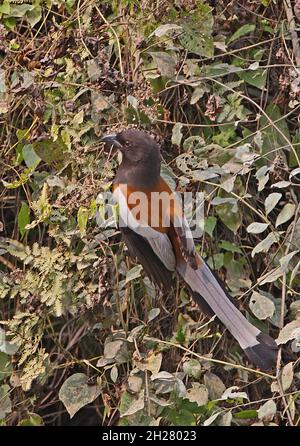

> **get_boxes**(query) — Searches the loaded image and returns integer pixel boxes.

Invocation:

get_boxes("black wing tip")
[120,226,174,292]
[244,332,278,371]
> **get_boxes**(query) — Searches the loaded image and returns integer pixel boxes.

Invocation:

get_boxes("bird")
[101,128,278,371]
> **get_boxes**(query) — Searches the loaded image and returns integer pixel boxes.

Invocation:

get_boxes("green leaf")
[290,167,300,181]
[215,201,241,234]
[120,390,145,417]
[183,359,202,379]
[258,400,276,421]
[22,144,41,169]
[246,222,269,234]
[125,265,142,284]
[279,250,298,272]
[276,319,300,345]
[256,166,270,192]
[0,353,12,383]
[203,410,222,426]
[259,104,290,162]
[18,413,44,426]
[221,386,248,401]
[186,384,208,407]
[97,339,129,367]
[149,52,177,78]
[110,365,118,383]
[183,136,205,151]
[0,385,11,419]
[149,23,182,38]
[258,267,283,285]
[18,202,30,237]
[219,411,232,426]
[271,181,290,189]
[0,238,28,260]
[289,132,300,167]
[87,59,101,82]
[147,308,160,322]
[2,173,31,189]
[10,3,34,17]
[166,407,196,426]
[0,69,6,94]
[127,376,143,394]
[0,329,18,356]
[172,122,183,146]
[118,391,138,418]
[179,6,214,58]
[207,253,224,270]
[217,93,247,123]
[16,129,29,142]
[204,372,226,400]
[0,1,10,14]
[33,138,68,166]
[238,66,267,90]
[220,176,235,193]
[73,109,84,127]
[190,86,209,105]
[219,240,242,253]
[26,5,42,27]
[250,291,275,320]
[204,216,217,237]
[251,231,280,257]
[227,24,256,45]
[268,294,285,328]
[265,193,282,215]
[59,373,101,419]
[136,351,162,374]
[127,95,138,111]
[234,409,257,419]
[77,206,89,237]
[280,362,294,392]
[275,203,296,227]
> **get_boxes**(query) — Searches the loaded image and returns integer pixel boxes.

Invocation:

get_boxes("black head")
[101,129,160,164]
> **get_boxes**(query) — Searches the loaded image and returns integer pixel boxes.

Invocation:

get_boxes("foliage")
[0,0,299,426]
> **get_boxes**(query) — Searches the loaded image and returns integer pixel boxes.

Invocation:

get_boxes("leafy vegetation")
[0,0,300,426]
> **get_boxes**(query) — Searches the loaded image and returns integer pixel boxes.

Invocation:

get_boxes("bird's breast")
[113,179,184,233]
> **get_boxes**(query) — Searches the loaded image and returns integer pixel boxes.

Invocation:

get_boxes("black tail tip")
[244,332,278,371]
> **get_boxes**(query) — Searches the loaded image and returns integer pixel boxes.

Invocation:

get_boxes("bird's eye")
[125,140,130,146]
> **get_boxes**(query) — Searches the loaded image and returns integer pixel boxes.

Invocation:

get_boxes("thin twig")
[94,5,125,79]
[144,336,275,379]
[0,255,16,271]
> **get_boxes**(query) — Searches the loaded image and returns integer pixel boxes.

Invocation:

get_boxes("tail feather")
[186,288,215,317]
[244,333,278,371]
[177,256,278,371]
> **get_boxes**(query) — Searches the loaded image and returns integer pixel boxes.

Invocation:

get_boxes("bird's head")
[101,129,160,163]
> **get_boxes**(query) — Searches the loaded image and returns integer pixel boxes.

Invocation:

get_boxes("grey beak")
[101,134,123,149]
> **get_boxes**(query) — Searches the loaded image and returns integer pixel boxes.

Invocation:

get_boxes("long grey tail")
[177,256,278,371]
